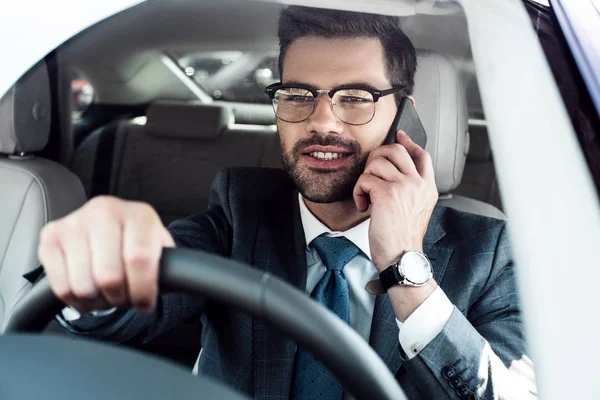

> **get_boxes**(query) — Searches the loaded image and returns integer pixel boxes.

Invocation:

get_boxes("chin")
[297,173,356,204]
[282,151,366,204]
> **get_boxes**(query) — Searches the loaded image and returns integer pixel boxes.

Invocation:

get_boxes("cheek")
[277,121,292,152]
[277,120,307,153]
[364,102,397,147]
[352,124,389,154]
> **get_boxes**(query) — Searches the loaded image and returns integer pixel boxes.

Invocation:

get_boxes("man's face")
[278,37,398,203]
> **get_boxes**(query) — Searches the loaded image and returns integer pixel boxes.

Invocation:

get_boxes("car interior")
[0,0,507,365]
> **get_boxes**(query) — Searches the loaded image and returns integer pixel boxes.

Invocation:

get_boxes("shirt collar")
[298,193,372,260]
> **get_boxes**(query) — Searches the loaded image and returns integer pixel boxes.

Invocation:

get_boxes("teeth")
[309,152,346,160]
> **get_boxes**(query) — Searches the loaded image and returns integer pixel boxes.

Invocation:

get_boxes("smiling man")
[39,6,535,400]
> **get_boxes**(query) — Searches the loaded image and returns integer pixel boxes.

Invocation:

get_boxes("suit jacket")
[75,167,535,399]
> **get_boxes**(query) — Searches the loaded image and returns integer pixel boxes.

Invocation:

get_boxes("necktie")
[291,235,360,400]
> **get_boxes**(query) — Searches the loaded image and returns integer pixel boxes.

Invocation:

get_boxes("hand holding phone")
[354,98,437,273]
[354,97,430,210]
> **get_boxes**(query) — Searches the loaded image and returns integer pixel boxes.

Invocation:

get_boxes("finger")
[61,219,99,303]
[39,223,76,306]
[397,131,434,178]
[122,204,163,314]
[162,230,176,248]
[89,207,129,308]
[368,143,418,176]
[40,223,102,313]
[353,173,385,212]
[364,156,404,182]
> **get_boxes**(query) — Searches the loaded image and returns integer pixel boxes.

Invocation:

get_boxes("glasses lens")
[272,87,315,122]
[332,89,375,125]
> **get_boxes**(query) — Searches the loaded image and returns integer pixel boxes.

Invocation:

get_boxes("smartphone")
[384,97,427,148]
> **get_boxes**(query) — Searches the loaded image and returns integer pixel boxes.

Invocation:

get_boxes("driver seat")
[0,62,87,330]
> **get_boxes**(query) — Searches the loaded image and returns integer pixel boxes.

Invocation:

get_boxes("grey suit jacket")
[70,167,535,399]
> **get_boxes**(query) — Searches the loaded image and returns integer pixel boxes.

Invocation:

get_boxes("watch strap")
[365,262,403,295]
[379,263,403,292]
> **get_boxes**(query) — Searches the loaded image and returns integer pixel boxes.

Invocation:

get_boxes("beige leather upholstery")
[453,124,503,210]
[412,50,469,194]
[0,62,86,329]
[412,51,504,219]
[0,63,51,154]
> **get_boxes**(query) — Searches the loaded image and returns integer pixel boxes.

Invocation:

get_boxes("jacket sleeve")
[59,169,234,344]
[402,224,537,399]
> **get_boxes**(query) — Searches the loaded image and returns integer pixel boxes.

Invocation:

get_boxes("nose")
[305,94,343,135]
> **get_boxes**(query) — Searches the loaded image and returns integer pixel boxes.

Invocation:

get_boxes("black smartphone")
[384,97,427,148]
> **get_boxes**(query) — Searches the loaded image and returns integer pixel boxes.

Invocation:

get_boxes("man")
[39,6,536,400]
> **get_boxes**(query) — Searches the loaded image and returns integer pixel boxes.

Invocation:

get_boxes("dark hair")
[278,6,417,102]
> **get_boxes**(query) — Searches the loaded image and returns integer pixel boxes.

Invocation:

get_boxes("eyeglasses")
[265,83,403,125]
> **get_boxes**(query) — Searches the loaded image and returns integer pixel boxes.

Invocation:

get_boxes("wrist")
[388,279,438,322]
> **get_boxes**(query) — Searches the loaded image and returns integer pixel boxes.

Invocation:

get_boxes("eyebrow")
[282,80,382,91]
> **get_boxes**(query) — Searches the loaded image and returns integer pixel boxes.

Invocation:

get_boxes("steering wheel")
[1,248,407,400]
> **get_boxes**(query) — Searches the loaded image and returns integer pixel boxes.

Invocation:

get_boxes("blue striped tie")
[291,235,360,400]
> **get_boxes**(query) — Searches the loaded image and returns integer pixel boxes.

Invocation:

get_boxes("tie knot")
[310,236,361,272]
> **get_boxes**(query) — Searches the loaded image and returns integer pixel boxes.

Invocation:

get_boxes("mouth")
[300,146,353,169]
[306,151,352,160]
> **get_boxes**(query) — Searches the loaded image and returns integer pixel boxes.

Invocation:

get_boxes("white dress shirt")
[298,193,453,359]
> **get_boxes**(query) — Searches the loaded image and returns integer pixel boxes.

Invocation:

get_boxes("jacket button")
[456,383,472,397]
[449,375,463,388]
[442,365,457,379]
[460,392,476,400]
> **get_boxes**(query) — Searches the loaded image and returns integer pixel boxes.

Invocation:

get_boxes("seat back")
[71,101,278,224]
[0,62,86,329]
[411,50,505,219]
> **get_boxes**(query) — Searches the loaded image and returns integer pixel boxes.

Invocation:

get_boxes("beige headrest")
[146,101,233,140]
[413,50,469,194]
[0,62,51,154]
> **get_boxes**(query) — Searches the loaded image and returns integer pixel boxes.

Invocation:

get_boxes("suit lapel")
[369,206,453,376]
[253,191,307,400]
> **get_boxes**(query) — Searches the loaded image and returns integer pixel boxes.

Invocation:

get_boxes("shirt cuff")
[395,286,453,359]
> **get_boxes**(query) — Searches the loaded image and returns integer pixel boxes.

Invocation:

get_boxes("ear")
[407,95,416,108]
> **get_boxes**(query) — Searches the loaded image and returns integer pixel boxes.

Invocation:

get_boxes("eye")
[336,95,374,108]
[280,94,314,103]
[338,95,371,103]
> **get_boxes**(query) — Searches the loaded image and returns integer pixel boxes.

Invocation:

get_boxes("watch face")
[399,251,432,285]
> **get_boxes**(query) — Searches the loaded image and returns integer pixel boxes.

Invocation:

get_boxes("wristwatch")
[366,250,433,295]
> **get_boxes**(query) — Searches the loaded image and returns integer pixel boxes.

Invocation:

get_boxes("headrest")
[413,50,469,194]
[0,62,51,154]
[146,101,233,140]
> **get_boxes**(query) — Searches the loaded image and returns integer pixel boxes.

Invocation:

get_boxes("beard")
[281,134,368,203]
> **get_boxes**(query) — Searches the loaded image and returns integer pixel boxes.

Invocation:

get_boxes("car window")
[174,51,279,104]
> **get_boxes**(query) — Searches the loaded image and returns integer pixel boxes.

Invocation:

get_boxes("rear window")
[174,51,279,104]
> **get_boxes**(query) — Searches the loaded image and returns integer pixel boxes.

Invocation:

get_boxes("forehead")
[281,36,391,88]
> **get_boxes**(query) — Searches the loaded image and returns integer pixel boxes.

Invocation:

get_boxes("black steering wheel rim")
[3,248,407,400]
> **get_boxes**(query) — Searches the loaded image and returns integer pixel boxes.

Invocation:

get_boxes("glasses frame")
[264,82,404,125]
